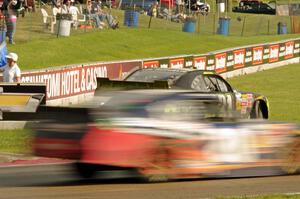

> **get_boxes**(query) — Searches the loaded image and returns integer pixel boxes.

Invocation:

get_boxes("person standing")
[0,0,19,44]
[0,52,21,82]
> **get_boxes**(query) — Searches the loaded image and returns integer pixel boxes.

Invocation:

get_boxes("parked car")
[232,0,276,15]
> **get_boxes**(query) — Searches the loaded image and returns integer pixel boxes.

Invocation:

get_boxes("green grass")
[6,7,300,70]
[0,129,32,153]
[228,63,300,122]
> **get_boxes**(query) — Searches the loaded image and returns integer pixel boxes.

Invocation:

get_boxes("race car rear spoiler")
[0,83,47,120]
[96,78,169,91]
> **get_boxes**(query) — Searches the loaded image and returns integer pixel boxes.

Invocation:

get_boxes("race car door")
[201,74,236,118]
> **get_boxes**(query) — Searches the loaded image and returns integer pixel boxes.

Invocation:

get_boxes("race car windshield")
[125,70,185,82]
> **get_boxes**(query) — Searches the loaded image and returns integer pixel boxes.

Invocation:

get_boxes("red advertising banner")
[143,61,160,68]
[285,41,294,59]
[215,53,227,73]
[233,49,245,69]
[269,44,279,63]
[193,56,206,70]
[252,46,263,65]
[170,58,184,69]
[21,61,141,100]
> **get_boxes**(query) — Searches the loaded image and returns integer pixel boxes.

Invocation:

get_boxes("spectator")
[175,0,183,14]
[53,1,67,15]
[150,1,158,17]
[0,52,21,82]
[86,0,103,28]
[68,0,80,28]
[88,0,118,29]
[0,0,19,44]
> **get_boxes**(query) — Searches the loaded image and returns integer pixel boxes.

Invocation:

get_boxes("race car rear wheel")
[280,138,300,174]
[250,101,264,119]
[74,162,97,179]
[138,147,171,182]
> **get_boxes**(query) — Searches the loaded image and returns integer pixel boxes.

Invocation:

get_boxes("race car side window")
[205,75,233,92]
[216,78,229,92]
[203,76,218,92]
[191,75,209,91]
[214,76,233,92]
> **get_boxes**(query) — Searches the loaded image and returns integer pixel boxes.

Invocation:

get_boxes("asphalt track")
[0,163,300,199]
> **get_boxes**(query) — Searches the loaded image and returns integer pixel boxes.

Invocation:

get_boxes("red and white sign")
[269,44,279,63]
[193,56,206,70]
[170,58,184,69]
[143,61,159,68]
[233,49,245,69]
[252,46,263,65]
[21,62,141,100]
[285,41,294,59]
[215,53,227,73]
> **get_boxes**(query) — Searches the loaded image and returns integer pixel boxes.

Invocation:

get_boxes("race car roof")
[124,68,216,82]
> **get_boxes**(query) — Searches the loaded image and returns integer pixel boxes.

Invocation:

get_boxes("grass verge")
[228,63,300,122]
[0,129,32,154]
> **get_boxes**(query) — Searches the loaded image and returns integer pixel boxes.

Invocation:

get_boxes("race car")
[33,90,300,182]
[98,68,269,119]
[32,68,287,181]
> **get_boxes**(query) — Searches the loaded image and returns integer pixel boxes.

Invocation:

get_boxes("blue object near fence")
[277,22,287,34]
[0,41,7,67]
[182,20,196,33]
[0,30,6,44]
[124,10,139,27]
[217,17,230,36]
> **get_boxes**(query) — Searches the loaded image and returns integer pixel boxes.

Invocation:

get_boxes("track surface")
[0,163,300,199]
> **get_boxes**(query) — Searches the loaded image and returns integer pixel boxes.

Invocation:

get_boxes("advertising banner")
[170,58,185,69]
[193,56,207,70]
[184,56,194,68]
[21,61,141,100]
[233,49,246,69]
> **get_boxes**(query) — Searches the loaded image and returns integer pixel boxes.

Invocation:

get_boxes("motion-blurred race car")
[32,69,300,181]
[33,90,300,181]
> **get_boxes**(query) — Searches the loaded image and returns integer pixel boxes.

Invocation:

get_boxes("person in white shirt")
[0,52,21,82]
[68,0,80,28]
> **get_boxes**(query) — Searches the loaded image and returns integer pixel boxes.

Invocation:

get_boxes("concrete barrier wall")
[18,38,300,106]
